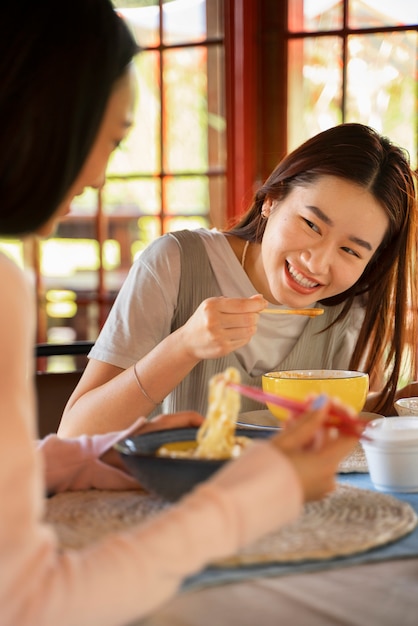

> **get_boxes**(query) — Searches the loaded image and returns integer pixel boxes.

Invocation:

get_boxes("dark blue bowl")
[114,427,274,502]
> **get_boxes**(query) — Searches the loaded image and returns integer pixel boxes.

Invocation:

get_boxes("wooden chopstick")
[261,308,324,317]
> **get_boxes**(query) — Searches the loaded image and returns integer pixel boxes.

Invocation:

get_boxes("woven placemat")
[45,484,416,565]
[338,442,368,473]
[45,490,169,550]
[216,484,417,566]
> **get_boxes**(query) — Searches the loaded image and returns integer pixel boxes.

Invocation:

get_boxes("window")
[2,0,416,369]
[286,0,418,160]
[0,0,227,360]
[256,1,417,185]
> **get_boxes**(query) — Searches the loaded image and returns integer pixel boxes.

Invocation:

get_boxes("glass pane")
[103,179,161,217]
[133,216,162,257]
[40,237,100,291]
[103,232,131,292]
[165,176,209,215]
[162,0,207,45]
[45,301,101,347]
[163,46,210,172]
[116,1,161,48]
[69,188,98,217]
[349,0,418,28]
[287,36,343,151]
[101,179,162,288]
[288,0,343,33]
[108,51,161,176]
[164,215,209,232]
[346,31,417,167]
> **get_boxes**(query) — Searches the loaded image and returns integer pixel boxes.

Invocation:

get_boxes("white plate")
[236,410,281,431]
[237,410,381,432]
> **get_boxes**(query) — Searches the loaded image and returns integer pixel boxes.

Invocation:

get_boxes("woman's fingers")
[272,395,332,453]
[132,411,204,436]
[181,295,267,359]
[269,394,361,501]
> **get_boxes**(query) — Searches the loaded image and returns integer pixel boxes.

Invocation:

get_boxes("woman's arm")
[58,294,267,437]
[43,412,204,493]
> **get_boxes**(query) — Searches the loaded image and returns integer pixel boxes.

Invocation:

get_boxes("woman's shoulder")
[0,252,34,332]
[0,252,29,294]
[196,227,229,247]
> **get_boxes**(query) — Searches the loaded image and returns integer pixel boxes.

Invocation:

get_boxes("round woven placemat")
[45,484,417,566]
[45,490,169,550]
[338,442,368,473]
[216,484,417,566]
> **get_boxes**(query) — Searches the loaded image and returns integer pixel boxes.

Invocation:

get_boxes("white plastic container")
[361,416,418,492]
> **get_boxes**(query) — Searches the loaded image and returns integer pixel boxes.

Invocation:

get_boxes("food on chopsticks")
[157,367,252,460]
[195,366,251,459]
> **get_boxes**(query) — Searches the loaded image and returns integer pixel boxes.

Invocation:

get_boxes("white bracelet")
[133,363,158,406]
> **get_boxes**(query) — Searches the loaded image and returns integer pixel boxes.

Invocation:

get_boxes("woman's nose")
[90,172,106,190]
[301,242,335,276]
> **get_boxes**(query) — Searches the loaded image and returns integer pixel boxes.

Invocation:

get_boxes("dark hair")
[228,123,418,413]
[0,0,139,235]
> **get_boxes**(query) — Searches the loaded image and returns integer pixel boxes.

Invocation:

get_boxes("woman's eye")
[303,218,320,233]
[341,246,360,258]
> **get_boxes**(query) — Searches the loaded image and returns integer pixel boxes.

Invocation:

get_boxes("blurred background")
[2,0,416,371]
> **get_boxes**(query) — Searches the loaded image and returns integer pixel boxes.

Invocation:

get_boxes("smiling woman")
[57,122,418,441]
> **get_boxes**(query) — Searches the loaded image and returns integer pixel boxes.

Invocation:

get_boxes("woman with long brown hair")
[60,123,417,437]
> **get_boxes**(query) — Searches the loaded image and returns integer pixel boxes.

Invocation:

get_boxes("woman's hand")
[176,294,267,361]
[271,396,362,502]
[100,411,204,470]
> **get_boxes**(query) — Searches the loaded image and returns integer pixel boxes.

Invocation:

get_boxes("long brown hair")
[228,123,418,414]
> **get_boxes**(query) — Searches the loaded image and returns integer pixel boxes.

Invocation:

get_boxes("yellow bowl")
[262,369,369,421]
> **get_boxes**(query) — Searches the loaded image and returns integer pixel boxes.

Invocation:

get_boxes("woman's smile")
[285,260,322,292]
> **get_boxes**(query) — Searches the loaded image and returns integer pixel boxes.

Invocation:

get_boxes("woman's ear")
[261,197,273,218]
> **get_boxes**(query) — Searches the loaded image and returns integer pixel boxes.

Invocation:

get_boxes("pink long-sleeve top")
[0,252,303,626]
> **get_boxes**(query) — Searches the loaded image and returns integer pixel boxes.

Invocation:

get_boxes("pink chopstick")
[227,381,367,437]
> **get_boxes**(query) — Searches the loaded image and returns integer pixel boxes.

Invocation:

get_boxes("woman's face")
[36,64,136,237]
[258,175,389,307]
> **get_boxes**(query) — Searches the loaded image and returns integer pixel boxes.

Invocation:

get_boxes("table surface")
[134,472,418,626]
[47,465,418,626]
[135,557,418,626]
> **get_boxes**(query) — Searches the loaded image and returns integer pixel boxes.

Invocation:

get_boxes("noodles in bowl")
[115,368,273,500]
[158,367,252,460]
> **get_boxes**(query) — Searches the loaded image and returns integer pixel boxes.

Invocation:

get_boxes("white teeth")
[287,263,318,289]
